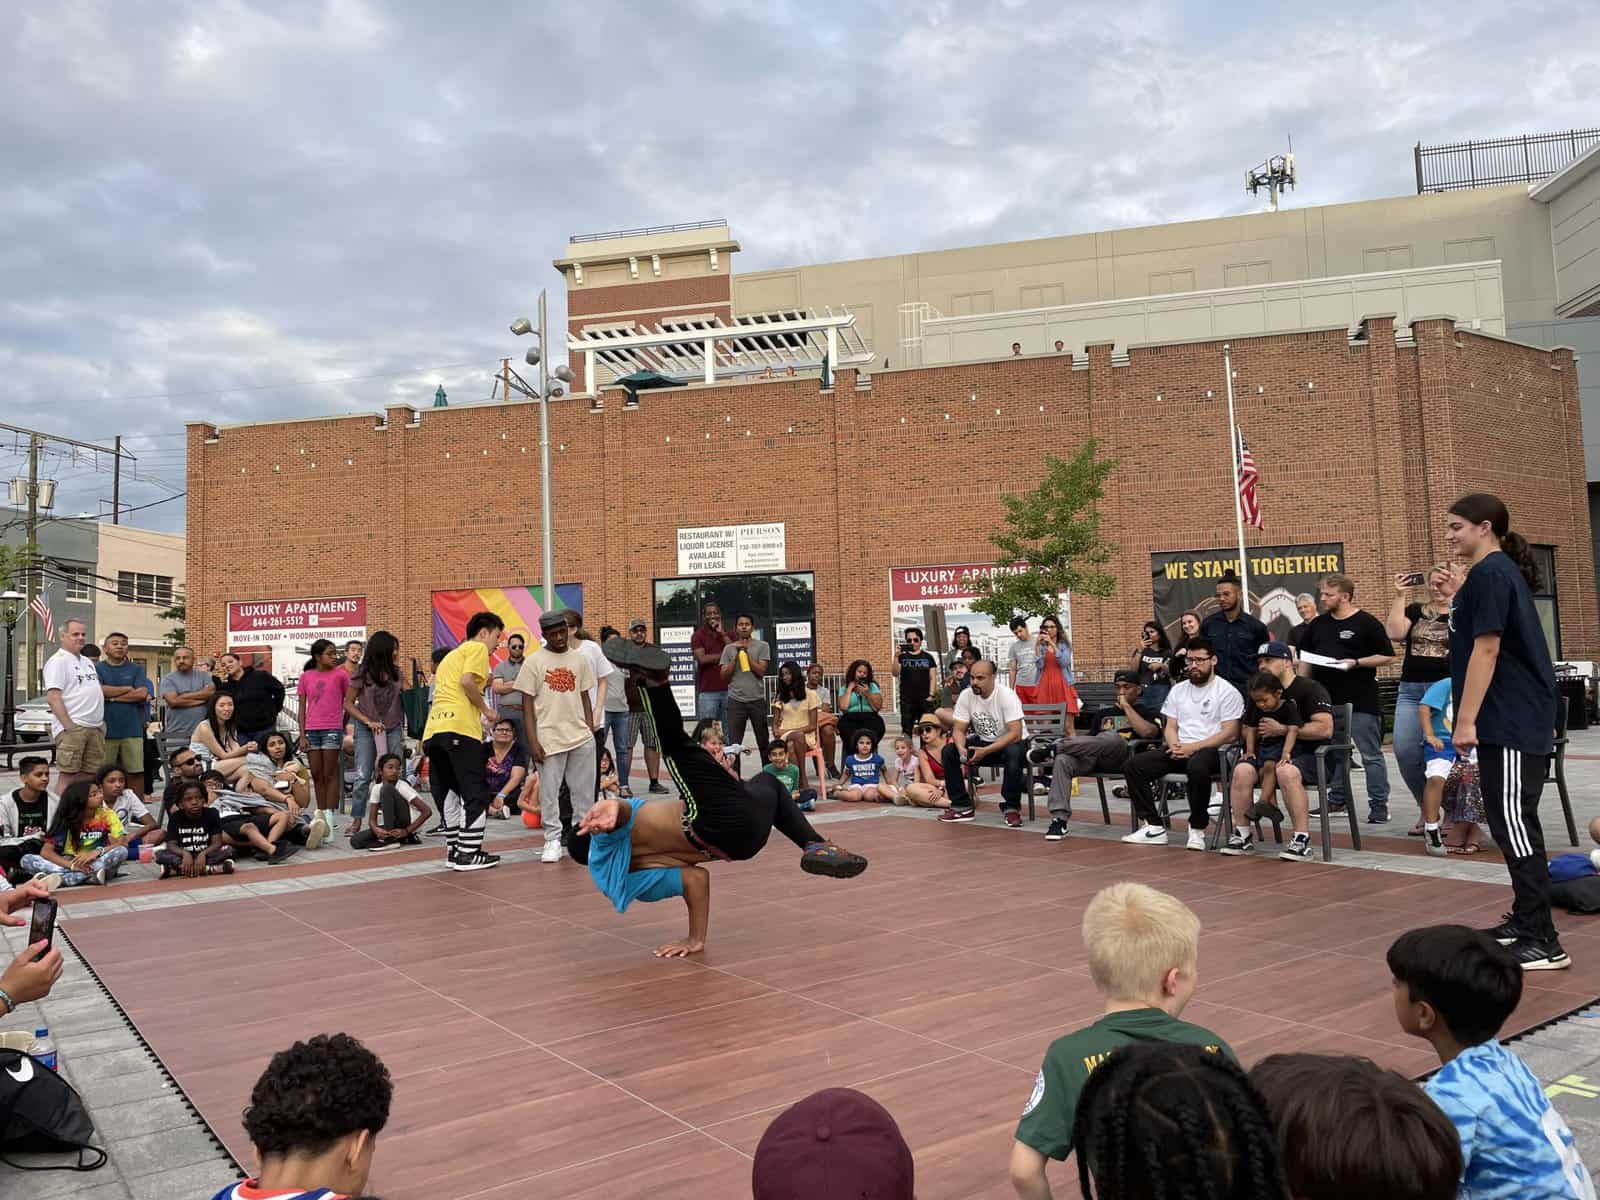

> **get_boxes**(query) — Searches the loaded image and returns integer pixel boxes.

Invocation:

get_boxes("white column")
[703,337,715,385]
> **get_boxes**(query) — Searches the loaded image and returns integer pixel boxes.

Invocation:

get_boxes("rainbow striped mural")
[430,584,585,665]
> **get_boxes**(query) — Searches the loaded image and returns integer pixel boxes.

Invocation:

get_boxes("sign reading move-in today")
[226,596,368,687]
[676,523,786,575]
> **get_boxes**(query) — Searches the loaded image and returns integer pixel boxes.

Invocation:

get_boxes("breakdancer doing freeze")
[573,637,868,957]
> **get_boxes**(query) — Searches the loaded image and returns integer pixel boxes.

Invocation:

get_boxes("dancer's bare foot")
[654,938,705,958]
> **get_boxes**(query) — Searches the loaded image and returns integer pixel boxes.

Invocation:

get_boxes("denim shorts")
[304,728,343,750]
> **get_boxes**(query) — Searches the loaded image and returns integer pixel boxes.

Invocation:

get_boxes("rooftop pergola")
[567,308,875,397]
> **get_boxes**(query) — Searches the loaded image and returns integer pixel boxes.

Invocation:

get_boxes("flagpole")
[1222,343,1251,607]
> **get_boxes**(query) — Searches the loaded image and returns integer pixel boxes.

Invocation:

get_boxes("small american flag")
[30,585,55,642]
[1236,429,1264,529]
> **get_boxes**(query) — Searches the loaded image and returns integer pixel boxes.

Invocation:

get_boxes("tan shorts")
[55,725,107,774]
[104,736,146,774]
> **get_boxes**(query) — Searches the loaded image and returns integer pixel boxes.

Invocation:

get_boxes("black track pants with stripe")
[1478,743,1556,943]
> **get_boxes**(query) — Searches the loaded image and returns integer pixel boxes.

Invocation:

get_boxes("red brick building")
[186,314,1597,676]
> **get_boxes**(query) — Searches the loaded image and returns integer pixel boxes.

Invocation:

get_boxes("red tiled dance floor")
[61,816,1600,1200]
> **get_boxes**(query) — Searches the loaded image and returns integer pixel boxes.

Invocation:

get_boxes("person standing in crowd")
[1288,593,1320,650]
[296,639,349,847]
[891,626,938,737]
[1297,573,1397,823]
[1200,573,1268,693]
[344,630,405,836]
[215,652,287,748]
[341,640,363,677]
[836,659,886,767]
[937,659,1028,827]
[719,613,771,774]
[623,619,669,795]
[1030,614,1078,727]
[566,609,617,812]
[1040,670,1161,842]
[1007,617,1040,698]
[1131,620,1173,709]
[597,626,635,796]
[1168,610,1203,688]
[1387,566,1455,831]
[95,631,152,803]
[518,610,597,864]
[946,625,973,670]
[1446,494,1568,971]
[43,618,105,789]
[1122,637,1243,849]
[489,631,530,754]
[158,645,215,746]
[690,600,731,730]
[423,611,505,871]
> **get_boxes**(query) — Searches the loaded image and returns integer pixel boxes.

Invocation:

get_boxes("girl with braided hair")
[1071,1042,1288,1200]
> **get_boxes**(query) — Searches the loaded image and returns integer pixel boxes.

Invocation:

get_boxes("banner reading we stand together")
[1150,543,1345,647]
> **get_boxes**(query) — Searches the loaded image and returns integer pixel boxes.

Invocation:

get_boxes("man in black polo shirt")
[1296,573,1397,823]
[1220,643,1334,861]
[1200,573,1268,693]
[891,627,938,736]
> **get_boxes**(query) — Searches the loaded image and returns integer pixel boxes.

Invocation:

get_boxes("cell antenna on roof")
[1246,137,1297,212]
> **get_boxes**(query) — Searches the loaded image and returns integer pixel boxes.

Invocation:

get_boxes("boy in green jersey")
[1008,882,1235,1199]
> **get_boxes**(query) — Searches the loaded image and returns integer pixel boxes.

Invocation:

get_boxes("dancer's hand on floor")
[654,938,705,958]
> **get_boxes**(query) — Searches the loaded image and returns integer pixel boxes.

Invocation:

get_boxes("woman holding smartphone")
[835,659,885,768]
[1130,620,1173,709]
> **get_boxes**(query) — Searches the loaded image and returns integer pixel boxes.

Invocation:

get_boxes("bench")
[1020,703,1070,822]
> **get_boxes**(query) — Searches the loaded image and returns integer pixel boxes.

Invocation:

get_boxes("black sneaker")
[1366,808,1390,825]
[1027,738,1058,766]
[1219,831,1253,857]
[1509,938,1572,971]
[800,842,868,879]
[1278,833,1313,862]
[267,842,301,864]
[647,781,670,795]
[602,635,671,675]
[448,850,501,872]
[425,824,452,838]
[1482,913,1521,945]
[1044,818,1068,842]
[1423,827,1447,858]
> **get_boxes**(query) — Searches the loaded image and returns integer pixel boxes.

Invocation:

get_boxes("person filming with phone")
[0,880,65,1019]
[891,628,938,740]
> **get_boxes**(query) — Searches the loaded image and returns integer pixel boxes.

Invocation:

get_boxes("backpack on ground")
[0,1049,107,1171]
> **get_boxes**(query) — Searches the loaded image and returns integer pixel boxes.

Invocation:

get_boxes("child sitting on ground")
[888,735,918,806]
[0,755,57,885]
[598,748,622,801]
[1388,924,1594,1199]
[204,770,298,863]
[97,764,163,858]
[1239,670,1301,825]
[837,731,890,802]
[1009,881,1234,1196]
[694,719,742,779]
[350,754,431,851]
[762,741,816,812]
[1249,1052,1461,1200]
[157,780,236,878]
[209,1033,393,1200]
[20,779,130,887]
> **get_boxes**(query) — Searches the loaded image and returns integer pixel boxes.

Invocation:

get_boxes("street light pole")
[0,590,22,745]
[537,289,555,613]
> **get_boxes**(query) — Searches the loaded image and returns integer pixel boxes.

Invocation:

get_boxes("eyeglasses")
[174,757,197,769]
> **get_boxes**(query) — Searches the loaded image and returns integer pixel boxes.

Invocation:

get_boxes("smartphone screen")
[27,897,58,954]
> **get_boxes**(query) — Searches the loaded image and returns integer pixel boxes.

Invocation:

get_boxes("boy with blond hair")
[1009,882,1235,1200]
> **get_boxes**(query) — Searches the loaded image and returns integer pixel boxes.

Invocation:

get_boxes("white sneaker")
[540,841,564,863]
[1186,828,1207,852]
[1121,824,1168,845]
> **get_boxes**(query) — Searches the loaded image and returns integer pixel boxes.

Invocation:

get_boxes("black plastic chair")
[1550,702,1579,847]
[1312,703,1360,862]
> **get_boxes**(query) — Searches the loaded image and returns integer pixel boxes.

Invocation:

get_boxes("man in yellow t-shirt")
[423,611,505,871]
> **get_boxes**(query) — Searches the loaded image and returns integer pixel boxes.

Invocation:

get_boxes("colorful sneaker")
[1219,830,1253,857]
[938,808,976,823]
[1509,938,1572,971]
[801,842,868,879]
[1003,809,1023,828]
[1044,818,1069,842]
[1423,827,1447,858]
[1278,833,1313,862]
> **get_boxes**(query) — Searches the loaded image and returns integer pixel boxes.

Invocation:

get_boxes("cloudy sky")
[4,0,1597,533]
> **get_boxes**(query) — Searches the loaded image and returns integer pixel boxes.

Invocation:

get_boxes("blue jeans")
[695,690,727,731]
[604,709,634,791]
[1328,710,1390,813]
[351,722,407,817]
[1392,680,1430,806]
[22,845,129,887]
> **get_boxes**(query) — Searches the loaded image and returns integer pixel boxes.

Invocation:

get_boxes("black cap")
[1113,669,1140,685]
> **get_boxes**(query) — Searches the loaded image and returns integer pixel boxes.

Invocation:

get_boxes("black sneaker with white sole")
[1045,818,1068,842]
[448,850,501,872]
[603,635,672,675]
[1219,831,1253,857]
[1278,833,1313,862]
[1482,914,1521,945]
[1509,938,1572,971]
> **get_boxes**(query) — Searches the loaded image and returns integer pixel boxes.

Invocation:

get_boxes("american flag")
[30,585,54,642]
[1236,429,1264,529]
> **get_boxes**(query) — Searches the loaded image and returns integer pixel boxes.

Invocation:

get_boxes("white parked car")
[12,695,53,742]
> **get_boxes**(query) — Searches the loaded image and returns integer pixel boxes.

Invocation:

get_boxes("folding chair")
[1550,702,1578,846]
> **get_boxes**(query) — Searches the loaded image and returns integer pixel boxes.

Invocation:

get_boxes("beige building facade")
[94,522,185,683]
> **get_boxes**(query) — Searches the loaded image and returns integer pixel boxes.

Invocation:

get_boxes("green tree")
[969,439,1118,627]
[157,594,186,648]
[0,541,37,595]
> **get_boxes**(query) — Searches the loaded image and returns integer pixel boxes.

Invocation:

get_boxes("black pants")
[941,738,1028,811]
[725,697,771,773]
[837,710,886,763]
[1479,743,1556,942]
[425,732,491,857]
[899,697,933,739]
[1125,746,1223,830]
[638,680,822,860]
[0,839,42,882]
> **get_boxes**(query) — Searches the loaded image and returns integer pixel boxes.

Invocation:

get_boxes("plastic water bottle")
[29,1028,57,1072]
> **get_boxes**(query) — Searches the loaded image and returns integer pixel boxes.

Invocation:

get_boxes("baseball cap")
[1258,641,1293,660]
[1113,669,1140,685]
[629,616,647,631]
[538,610,568,631]
[752,1088,914,1200]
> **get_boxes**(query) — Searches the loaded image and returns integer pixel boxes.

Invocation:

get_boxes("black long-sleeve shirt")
[217,667,286,731]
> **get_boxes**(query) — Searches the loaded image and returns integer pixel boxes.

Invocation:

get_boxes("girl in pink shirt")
[296,639,348,844]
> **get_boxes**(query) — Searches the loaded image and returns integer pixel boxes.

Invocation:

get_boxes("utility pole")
[112,434,122,523]
[501,358,512,404]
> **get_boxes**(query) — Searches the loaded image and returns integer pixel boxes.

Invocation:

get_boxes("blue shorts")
[1254,740,1286,765]
[304,728,343,751]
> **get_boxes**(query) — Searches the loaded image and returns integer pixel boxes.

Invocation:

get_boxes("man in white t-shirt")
[1121,636,1243,849]
[43,619,107,786]
[937,659,1029,827]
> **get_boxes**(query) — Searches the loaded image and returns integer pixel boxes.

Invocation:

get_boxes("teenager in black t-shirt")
[1446,494,1565,971]
[1297,574,1397,822]
[892,628,938,733]
[1,756,57,881]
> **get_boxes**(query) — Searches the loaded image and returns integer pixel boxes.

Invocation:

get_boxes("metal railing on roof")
[1415,128,1600,193]
[569,219,728,244]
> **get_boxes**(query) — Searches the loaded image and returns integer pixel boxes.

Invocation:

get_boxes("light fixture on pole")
[0,589,23,745]
[508,290,576,613]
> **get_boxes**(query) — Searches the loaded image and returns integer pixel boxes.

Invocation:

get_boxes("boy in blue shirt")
[1418,677,1455,859]
[1389,924,1595,1200]
[574,639,867,958]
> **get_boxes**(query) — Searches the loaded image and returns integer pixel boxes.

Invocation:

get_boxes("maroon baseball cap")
[752,1088,915,1199]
